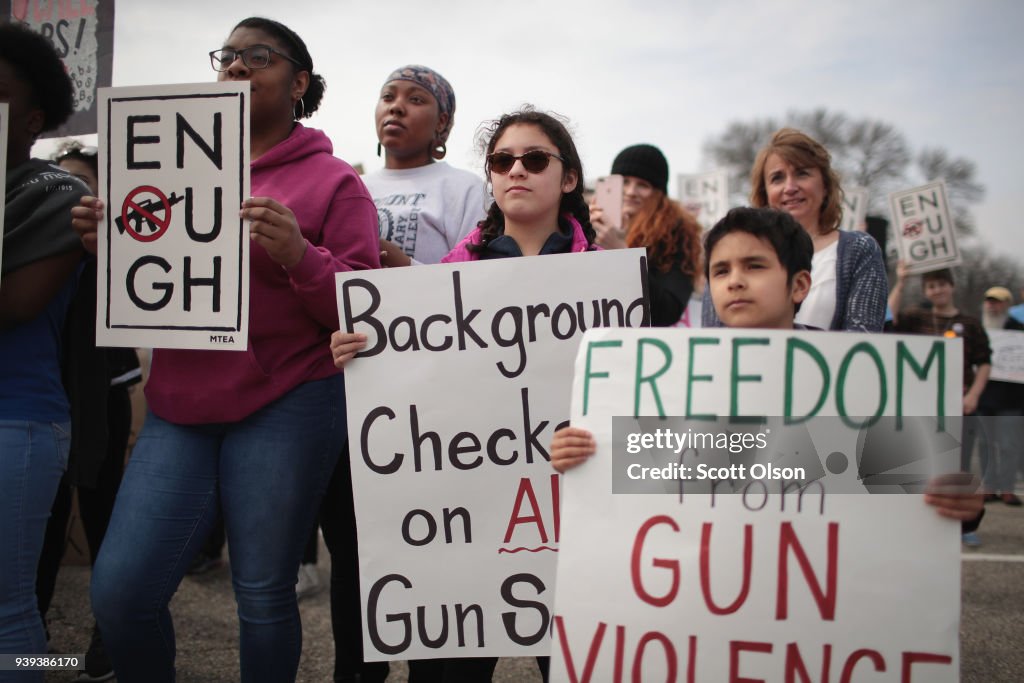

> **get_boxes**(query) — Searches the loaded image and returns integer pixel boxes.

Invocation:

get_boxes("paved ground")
[41,499,1022,682]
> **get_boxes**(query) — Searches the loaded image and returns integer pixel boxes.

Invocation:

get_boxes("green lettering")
[582,340,622,416]
[635,338,672,417]
[731,338,770,416]
[784,338,831,424]
[686,337,720,419]
[896,340,946,430]
[837,342,887,428]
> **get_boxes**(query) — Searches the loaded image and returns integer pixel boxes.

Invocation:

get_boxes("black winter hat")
[611,144,669,194]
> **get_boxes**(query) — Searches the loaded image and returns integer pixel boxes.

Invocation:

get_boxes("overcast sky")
[33,0,1024,254]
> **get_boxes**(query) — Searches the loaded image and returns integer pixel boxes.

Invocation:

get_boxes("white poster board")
[336,249,647,660]
[677,170,729,231]
[0,102,7,286]
[97,82,250,350]
[988,329,1024,383]
[889,181,960,274]
[552,328,963,683]
[840,185,868,232]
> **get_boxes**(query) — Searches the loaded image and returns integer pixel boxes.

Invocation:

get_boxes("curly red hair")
[627,192,702,276]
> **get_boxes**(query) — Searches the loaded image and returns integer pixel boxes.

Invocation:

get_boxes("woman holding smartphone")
[589,144,701,326]
[71,17,380,683]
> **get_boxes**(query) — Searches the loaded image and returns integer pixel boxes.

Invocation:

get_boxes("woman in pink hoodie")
[71,17,379,683]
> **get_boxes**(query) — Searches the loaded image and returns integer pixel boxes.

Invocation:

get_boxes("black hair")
[0,21,74,132]
[231,17,324,118]
[704,207,813,311]
[468,106,594,254]
[922,268,954,286]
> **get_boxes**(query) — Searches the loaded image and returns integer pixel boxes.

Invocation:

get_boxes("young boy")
[551,207,982,524]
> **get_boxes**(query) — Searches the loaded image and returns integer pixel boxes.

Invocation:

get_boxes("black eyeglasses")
[209,45,303,72]
[487,150,564,175]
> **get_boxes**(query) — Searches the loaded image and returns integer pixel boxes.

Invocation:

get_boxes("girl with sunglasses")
[590,144,702,326]
[329,107,594,682]
[70,17,380,683]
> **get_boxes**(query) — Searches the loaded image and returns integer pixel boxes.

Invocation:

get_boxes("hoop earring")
[431,143,447,161]
[293,97,306,120]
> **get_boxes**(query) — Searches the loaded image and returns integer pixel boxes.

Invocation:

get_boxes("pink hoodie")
[441,214,593,263]
[146,124,380,424]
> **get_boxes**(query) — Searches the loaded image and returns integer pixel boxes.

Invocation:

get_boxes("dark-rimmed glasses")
[209,45,303,72]
[487,150,564,175]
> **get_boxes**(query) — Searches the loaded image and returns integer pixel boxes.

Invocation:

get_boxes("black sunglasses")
[487,150,564,175]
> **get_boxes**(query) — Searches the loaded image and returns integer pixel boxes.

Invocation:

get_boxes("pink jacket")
[441,214,593,263]
[146,124,380,424]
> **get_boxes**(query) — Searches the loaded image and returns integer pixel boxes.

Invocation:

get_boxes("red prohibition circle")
[121,185,172,242]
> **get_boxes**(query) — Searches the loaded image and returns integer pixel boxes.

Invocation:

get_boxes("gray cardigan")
[701,230,887,332]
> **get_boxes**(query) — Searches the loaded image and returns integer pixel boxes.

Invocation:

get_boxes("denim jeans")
[978,411,1024,492]
[91,376,345,683]
[0,420,69,683]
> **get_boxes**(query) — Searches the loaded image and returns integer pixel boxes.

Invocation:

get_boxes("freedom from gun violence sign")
[551,328,965,683]
[677,170,729,232]
[335,249,648,660]
[97,82,249,350]
[889,180,960,275]
[3,0,115,137]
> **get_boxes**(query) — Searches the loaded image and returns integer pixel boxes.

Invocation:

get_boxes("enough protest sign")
[552,328,964,683]
[889,181,960,274]
[336,249,647,660]
[677,170,729,231]
[988,329,1024,383]
[3,0,115,137]
[97,82,249,350]
[839,186,868,232]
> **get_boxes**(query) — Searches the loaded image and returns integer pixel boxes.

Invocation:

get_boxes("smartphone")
[594,174,624,231]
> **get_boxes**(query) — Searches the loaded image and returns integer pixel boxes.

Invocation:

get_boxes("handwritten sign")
[988,329,1024,383]
[97,82,249,350]
[677,170,729,231]
[4,0,115,137]
[552,328,963,683]
[336,249,647,660]
[889,181,960,275]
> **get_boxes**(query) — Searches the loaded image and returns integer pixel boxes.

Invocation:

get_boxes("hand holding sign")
[241,197,307,269]
[70,195,104,255]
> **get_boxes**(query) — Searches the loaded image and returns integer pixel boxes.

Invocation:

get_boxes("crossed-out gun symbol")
[115,192,185,235]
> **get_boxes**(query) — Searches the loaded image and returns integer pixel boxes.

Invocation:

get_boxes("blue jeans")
[0,421,69,683]
[979,412,1024,492]
[91,376,345,683]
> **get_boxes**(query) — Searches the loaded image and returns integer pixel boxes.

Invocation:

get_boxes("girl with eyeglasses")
[70,16,380,683]
[329,107,594,683]
[589,144,702,327]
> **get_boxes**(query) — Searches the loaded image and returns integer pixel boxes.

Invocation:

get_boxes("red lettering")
[632,631,677,683]
[700,522,753,615]
[776,522,838,620]
[503,477,548,543]
[630,516,680,607]
[553,616,606,683]
[901,652,952,682]
[785,642,832,683]
[613,625,624,683]
[839,649,885,682]
[730,640,773,683]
